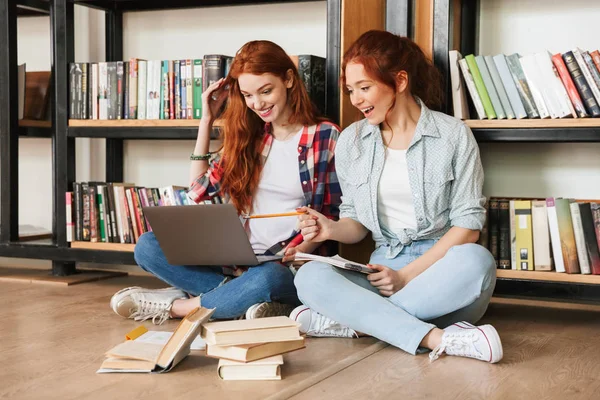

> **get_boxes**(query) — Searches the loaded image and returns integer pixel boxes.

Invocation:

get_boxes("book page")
[136,331,206,350]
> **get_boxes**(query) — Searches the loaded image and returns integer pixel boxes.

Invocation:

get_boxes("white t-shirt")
[249,129,305,253]
[377,147,418,235]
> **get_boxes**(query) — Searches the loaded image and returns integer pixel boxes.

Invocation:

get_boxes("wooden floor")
[2,275,600,400]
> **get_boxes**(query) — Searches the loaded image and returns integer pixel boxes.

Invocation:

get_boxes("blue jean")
[294,241,496,355]
[133,232,300,319]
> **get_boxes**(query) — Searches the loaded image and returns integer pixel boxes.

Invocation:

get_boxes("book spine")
[193,59,203,119]
[91,63,99,119]
[125,189,140,243]
[531,201,552,271]
[514,200,534,271]
[570,202,591,274]
[458,58,486,119]
[81,182,90,241]
[168,61,175,119]
[505,53,540,118]
[116,61,124,119]
[546,198,566,273]
[180,60,187,119]
[137,60,147,120]
[484,55,514,119]
[552,53,588,118]
[579,203,600,275]
[582,52,600,94]
[123,61,130,120]
[498,199,511,269]
[174,60,181,119]
[465,54,496,119]
[509,200,517,270]
[73,182,83,241]
[98,62,108,120]
[81,63,88,119]
[475,56,505,119]
[129,58,138,119]
[97,186,107,243]
[555,198,581,274]
[162,60,170,120]
[488,199,499,267]
[186,60,193,119]
[88,184,98,242]
[516,55,551,118]
[592,203,600,264]
[493,54,527,119]
[564,51,600,117]
[66,192,73,242]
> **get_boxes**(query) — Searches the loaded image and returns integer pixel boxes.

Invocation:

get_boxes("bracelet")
[190,152,212,161]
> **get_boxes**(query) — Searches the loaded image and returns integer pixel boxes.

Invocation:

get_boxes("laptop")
[142,204,283,266]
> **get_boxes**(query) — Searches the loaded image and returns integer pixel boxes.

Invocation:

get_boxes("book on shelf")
[217,355,284,381]
[206,337,305,363]
[201,316,302,347]
[294,252,375,274]
[448,50,470,119]
[97,307,214,373]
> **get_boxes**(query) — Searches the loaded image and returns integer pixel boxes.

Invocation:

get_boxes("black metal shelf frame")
[3,0,383,269]
[473,128,600,143]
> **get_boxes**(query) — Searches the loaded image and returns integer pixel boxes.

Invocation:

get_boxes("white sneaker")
[289,305,357,338]
[110,286,187,325]
[245,302,296,319]
[429,321,503,363]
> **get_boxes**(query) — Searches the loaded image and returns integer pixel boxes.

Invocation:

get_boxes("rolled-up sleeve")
[186,154,223,204]
[448,124,486,230]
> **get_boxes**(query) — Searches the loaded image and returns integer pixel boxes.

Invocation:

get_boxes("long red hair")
[341,30,443,111]
[219,40,323,213]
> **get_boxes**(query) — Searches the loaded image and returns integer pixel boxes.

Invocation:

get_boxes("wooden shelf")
[68,119,223,127]
[466,119,600,129]
[497,269,600,285]
[70,241,135,252]
[19,119,51,128]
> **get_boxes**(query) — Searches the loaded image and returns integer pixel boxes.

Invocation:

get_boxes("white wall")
[478,0,600,198]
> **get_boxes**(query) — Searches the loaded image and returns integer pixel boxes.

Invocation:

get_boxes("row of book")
[65,181,219,244]
[479,198,600,275]
[68,54,326,121]
[450,48,600,120]
[99,308,304,380]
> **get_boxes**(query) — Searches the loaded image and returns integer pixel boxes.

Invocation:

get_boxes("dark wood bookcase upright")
[0,0,404,278]
[431,0,600,300]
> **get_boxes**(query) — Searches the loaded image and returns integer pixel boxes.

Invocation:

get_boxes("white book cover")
[573,47,600,105]
[458,58,486,119]
[538,51,577,118]
[98,62,108,120]
[484,55,514,119]
[475,55,506,119]
[533,52,573,118]
[154,60,162,120]
[531,201,552,270]
[519,54,551,118]
[146,60,154,120]
[449,51,470,119]
[492,54,527,119]
[569,202,591,274]
[137,60,147,120]
[546,198,565,273]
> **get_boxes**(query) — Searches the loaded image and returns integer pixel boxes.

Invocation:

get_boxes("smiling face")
[237,72,293,125]
[344,62,396,125]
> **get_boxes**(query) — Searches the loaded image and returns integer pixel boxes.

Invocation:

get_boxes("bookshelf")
[0,0,391,278]
[430,0,600,300]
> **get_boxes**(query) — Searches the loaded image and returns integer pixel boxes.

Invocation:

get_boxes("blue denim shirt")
[335,100,486,259]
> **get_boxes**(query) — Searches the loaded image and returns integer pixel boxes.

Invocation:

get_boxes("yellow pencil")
[242,211,306,219]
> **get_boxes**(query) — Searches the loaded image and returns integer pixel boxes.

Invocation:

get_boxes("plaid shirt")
[188,122,341,267]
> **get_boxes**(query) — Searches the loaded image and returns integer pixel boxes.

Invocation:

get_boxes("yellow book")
[514,200,534,271]
[217,355,284,381]
[206,337,305,363]
[201,316,301,346]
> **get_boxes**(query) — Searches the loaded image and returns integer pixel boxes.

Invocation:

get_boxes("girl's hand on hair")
[297,206,334,243]
[201,78,228,123]
[366,264,409,296]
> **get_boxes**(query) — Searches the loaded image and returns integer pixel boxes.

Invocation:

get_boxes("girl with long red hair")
[110,41,341,324]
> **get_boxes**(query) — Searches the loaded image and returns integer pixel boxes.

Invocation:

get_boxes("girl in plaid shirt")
[110,41,341,324]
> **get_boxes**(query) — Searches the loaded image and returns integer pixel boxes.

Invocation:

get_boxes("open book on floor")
[294,252,374,274]
[97,307,215,373]
[217,355,284,381]
[206,337,305,363]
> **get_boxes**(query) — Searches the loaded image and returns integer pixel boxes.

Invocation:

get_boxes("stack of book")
[201,316,305,381]
[449,48,600,120]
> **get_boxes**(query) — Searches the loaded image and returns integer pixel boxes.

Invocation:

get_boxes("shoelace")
[129,299,172,325]
[429,333,482,363]
[312,314,357,338]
